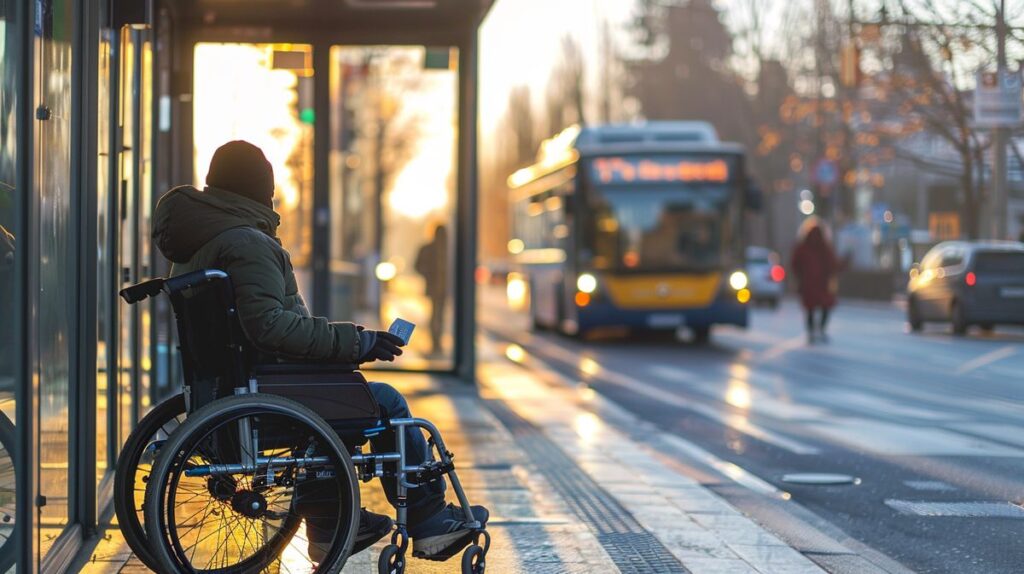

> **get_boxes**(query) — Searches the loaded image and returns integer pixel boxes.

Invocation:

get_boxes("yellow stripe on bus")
[603,273,721,309]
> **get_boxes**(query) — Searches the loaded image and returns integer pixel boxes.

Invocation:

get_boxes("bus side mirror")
[745,186,764,212]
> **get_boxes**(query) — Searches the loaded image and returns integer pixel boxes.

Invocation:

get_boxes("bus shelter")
[3,0,492,570]
[150,0,492,381]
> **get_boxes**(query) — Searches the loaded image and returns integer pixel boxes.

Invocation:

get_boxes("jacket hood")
[153,185,281,263]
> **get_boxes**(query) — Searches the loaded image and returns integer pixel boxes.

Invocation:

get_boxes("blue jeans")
[300,383,447,544]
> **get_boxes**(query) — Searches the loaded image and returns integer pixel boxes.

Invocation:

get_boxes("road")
[480,291,1024,574]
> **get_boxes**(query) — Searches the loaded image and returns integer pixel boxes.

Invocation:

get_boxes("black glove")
[358,330,405,363]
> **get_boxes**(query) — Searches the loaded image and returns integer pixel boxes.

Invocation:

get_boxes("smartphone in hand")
[388,318,415,345]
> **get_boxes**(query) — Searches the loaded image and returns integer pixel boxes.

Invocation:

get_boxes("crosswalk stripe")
[885,500,1024,518]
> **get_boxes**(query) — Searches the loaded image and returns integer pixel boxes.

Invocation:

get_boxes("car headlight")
[577,273,598,294]
[729,270,748,290]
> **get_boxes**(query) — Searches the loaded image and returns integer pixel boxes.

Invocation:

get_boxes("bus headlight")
[577,273,598,294]
[729,270,748,290]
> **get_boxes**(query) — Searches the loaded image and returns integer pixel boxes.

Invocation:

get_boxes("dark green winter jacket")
[153,185,361,362]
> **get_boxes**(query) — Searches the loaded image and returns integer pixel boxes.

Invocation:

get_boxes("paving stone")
[726,544,827,574]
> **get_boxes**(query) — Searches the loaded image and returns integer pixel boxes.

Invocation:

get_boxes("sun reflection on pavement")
[725,378,752,410]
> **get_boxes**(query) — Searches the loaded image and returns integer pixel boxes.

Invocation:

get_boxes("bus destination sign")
[592,156,730,184]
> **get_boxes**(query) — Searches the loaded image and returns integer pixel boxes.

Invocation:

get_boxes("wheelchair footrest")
[407,460,454,486]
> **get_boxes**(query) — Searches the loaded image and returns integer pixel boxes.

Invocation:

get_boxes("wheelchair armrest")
[250,364,377,422]
[251,363,359,376]
[119,278,166,304]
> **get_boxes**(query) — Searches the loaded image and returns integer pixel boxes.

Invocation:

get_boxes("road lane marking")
[532,342,823,455]
[945,422,1024,449]
[807,418,1024,457]
[884,500,1024,518]
[903,480,957,492]
[649,364,830,421]
[758,335,808,360]
[807,389,960,422]
[955,345,1018,375]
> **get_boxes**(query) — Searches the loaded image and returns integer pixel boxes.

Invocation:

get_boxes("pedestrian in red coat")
[791,218,841,343]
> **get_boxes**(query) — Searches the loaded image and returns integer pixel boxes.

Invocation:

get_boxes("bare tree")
[857,0,1024,238]
[546,36,587,135]
[361,51,424,201]
[508,85,538,164]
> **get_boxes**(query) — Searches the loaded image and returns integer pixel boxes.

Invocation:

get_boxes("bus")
[506,122,759,341]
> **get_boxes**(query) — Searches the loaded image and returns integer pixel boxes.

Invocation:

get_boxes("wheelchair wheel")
[461,544,485,574]
[378,544,405,574]
[113,393,186,571]
[144,393,360,573]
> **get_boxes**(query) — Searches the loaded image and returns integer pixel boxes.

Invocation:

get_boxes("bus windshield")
[580,154,743,272]
[584,185,736,271]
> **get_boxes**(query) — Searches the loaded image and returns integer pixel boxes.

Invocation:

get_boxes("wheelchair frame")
[118,269,488,573]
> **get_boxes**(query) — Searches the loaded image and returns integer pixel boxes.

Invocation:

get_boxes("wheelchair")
[114,269,489,574]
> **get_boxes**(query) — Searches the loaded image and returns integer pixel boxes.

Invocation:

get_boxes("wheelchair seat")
[119,268,380,431]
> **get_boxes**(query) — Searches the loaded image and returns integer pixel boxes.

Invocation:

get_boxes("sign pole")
[993,124,1008,239]
[973,65,1018,239]
[994,0,1009,239]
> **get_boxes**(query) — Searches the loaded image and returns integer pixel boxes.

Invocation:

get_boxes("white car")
[745,246,785,308]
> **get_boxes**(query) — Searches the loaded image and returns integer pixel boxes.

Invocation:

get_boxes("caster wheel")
[378,544,405,574]
[462,544,485,574]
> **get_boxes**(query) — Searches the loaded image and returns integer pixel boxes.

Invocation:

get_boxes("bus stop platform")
[73,352,828,574]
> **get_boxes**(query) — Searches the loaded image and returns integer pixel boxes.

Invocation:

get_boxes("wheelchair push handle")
[119,269,230,305]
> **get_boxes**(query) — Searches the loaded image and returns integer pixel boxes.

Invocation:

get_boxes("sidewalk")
[75,364,829,574]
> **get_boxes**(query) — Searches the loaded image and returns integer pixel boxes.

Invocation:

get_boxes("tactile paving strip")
[486,400,690,574]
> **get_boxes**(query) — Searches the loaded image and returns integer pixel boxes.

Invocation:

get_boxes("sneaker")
[308,508,393,563]
[409,503,490,561]
[353,509,394,554]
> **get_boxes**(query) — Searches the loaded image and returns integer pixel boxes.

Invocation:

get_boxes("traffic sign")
[813,159,838,190]
[974,68,1022,128]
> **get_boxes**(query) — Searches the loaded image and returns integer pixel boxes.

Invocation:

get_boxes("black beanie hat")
[205,140,275,208]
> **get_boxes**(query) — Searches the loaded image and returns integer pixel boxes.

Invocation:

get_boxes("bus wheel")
[692,326,711,345]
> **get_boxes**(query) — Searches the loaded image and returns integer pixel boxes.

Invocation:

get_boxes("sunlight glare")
[505,343,526,363]
[193,43,306,213]
[573,411,603,445]
[725,379,752,410]
[579,357,601,377]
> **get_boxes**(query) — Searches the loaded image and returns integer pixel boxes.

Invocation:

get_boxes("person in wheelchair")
[152,140,489,562]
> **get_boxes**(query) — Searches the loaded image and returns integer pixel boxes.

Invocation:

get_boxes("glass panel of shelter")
[35,0,74,559]
[0,0,18,570]
[96,22,114,497]
[192,42,316,304]
[117,25,138,451]
[190,43,459,370]
[328,45,459,370]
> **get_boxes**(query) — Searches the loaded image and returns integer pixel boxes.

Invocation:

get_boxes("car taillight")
[771,265,786,282]
[965,272,976,286]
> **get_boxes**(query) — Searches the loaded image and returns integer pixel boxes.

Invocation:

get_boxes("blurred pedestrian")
[415,223,448,355]
[791,217,842,343]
